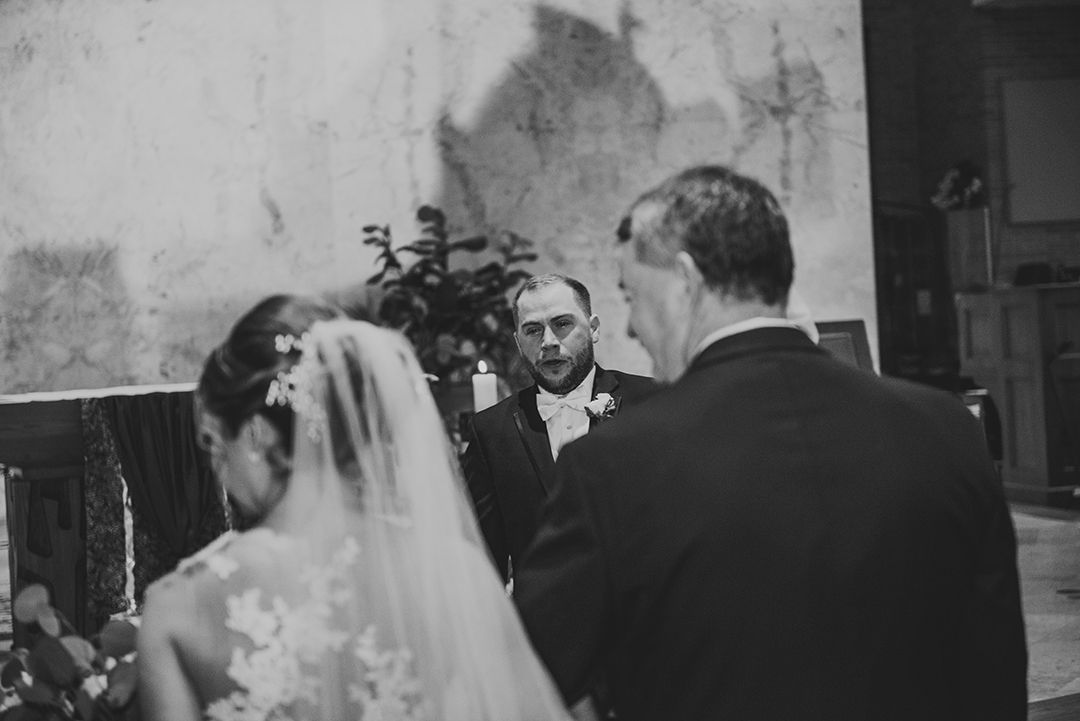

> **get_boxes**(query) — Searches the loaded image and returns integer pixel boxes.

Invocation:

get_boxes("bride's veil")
[278,319,570,721]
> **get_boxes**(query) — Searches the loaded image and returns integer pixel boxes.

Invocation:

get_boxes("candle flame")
[477,360,489,374]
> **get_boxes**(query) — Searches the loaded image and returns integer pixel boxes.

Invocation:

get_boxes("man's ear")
[676,250,705,299]
[589,314,600,343]
[514,331,523,356]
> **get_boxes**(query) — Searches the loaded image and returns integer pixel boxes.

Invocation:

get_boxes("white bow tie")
[536,388,591,422]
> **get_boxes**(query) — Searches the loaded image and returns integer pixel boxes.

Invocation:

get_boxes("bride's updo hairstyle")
[198,294,342,452]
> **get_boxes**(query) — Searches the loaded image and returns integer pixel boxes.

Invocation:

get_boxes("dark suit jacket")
[464,365,657,581]
[515,327,1027,721]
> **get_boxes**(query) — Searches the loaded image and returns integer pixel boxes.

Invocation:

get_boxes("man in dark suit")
[464,274,656,584]
[515,166,1028,720]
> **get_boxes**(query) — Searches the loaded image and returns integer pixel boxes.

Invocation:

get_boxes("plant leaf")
[105,661,138,709]
[59,637,97,674]
[74,688,96,721]
[448,236,487,252]
[1,657,27,689]
[2,703,50,721]
[97,620,138,660]
[27,635,78,688]
[14,675,57,706]
[36,607,60,638]
[399,240,441,253]
[13,585,50,625]
[361,225,381,233]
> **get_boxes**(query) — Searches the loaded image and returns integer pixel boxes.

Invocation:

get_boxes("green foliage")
[1,585,140,721]
[365,206,536,386]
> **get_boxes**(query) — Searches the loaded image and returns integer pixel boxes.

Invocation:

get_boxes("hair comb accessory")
[265,342,327,441]
[274,333,307,354]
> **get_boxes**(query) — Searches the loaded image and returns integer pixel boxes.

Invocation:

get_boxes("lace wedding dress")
[146,322,571,721]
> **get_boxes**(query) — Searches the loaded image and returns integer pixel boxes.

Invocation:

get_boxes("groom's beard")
[526,343,595,395]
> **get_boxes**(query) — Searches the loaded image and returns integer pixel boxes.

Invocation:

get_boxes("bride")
[137,294,572,721]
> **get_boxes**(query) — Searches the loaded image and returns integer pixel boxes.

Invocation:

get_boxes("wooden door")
[958,290,1047,497]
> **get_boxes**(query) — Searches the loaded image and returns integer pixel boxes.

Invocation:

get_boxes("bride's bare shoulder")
[144,529,294,615]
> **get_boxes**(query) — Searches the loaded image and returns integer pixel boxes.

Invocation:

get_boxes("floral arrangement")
[931,160,986,211]
[0,585,139,721]
[365,206,536,388]
[585,393,616,421]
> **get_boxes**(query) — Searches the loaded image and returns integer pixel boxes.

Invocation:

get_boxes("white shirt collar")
[690,317,805,363]
[537,364,597,461]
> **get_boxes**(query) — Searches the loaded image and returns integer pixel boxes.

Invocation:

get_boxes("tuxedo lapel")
[513,387,557,494]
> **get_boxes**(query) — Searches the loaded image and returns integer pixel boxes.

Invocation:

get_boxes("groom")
[463,274,656,583]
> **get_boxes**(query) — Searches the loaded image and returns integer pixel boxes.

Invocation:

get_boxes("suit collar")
[688,326,821,376]
[593,365,620,396]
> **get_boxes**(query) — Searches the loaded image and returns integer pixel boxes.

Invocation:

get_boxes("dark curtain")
[80,399,128,625]
[103,392,227,600]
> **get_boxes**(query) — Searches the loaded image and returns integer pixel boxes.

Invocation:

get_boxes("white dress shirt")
[535,365,596,461]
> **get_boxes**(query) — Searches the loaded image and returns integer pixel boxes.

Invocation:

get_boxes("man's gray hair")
[616,165,794,306]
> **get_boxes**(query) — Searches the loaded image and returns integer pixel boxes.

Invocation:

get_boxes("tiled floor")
[1014,503,1080,702]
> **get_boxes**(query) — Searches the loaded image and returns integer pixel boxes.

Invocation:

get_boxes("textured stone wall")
[0,0,874,392]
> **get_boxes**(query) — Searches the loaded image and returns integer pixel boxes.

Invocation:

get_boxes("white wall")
[0,0,874,391]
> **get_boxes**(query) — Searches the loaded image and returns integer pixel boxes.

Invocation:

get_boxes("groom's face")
[515,283,600,395]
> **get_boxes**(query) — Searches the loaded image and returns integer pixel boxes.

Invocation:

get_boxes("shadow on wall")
[434,4,730,275]
[150,287,376,388]
[434,4,836,258]
[432,4,836,371]
[0,242,135,393]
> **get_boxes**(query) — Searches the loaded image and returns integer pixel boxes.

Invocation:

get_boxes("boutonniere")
[585,392,616,420]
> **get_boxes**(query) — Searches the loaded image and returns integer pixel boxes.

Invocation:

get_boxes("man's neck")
[683,298,785,365]
[537,364,596,398]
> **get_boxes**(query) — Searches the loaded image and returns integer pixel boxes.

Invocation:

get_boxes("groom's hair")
[512,274,592,327]
[617,165,793,306]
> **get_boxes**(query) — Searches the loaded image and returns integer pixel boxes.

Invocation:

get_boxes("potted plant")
[364,206,537,401]
[0,585,140,721]
[932,160,992,291]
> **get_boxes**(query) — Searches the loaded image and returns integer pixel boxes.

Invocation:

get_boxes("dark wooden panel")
[1030,692,1080,721]
[7,471,86,645]
[0,401,83,471]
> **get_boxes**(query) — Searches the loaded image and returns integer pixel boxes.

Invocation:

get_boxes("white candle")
[472,361,498,412]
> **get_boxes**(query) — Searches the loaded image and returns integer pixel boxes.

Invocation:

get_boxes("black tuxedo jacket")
[463,365,657,581]
[515,327,1027,721]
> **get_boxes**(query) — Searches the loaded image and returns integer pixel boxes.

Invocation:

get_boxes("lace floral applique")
[176,531,238,579]
[350,625,426,721]
[205,535,425,721]
[206,554,239,581]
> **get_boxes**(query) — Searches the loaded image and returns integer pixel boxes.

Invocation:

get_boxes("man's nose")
[541,325,559,346]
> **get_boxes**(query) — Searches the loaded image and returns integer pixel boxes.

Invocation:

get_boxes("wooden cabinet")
[957,286,1080,506]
